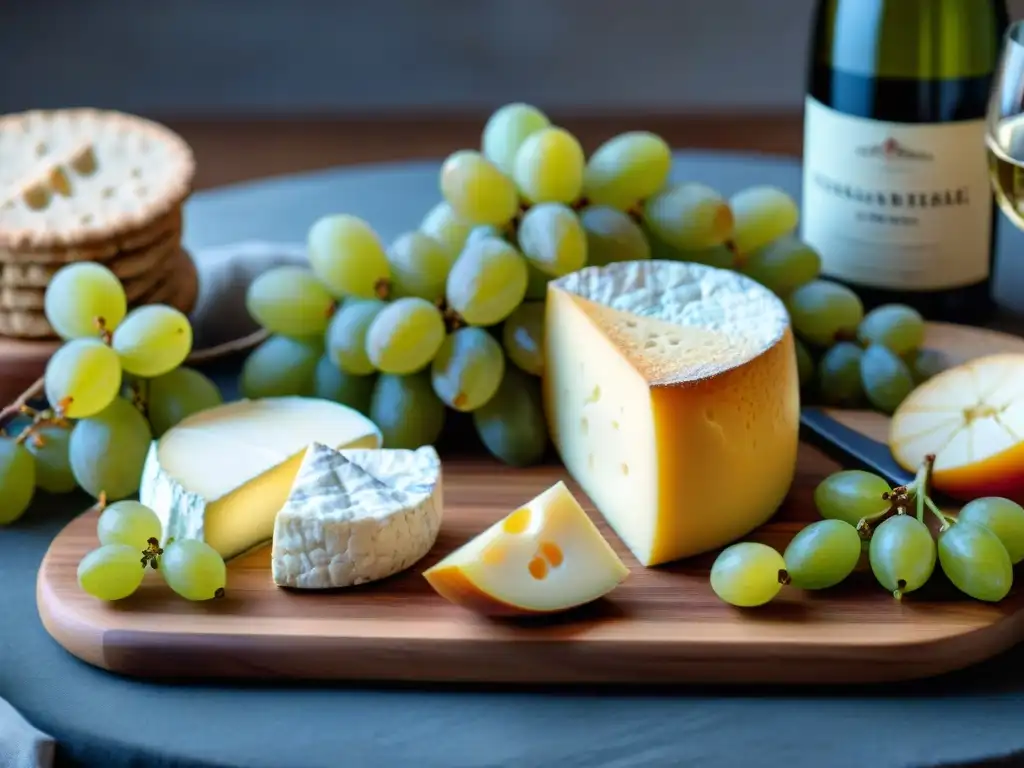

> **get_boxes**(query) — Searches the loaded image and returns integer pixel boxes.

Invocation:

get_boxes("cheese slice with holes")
[423,480,628,615]
[140,397,382,560]
[543,260,799,567]
[272,442,442,589]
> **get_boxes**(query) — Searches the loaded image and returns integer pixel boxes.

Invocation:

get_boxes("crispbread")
[0,109,194,250]
[0,247,199,339]
[0,226,180,288]
[0,206,182,265]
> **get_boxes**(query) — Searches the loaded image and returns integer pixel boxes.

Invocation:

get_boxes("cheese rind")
[272,443,443,589]
[424,480,629,615]
[140,397,382,559]
[543,260,799,567]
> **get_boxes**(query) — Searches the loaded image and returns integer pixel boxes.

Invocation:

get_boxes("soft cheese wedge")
[890,354,1024,502]
[140,397,382,560]
[272,442,443,589]
[543,260,799,567]
[424,481,628,616]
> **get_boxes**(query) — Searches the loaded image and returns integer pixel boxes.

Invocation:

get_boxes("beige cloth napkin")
[1,240,306,768]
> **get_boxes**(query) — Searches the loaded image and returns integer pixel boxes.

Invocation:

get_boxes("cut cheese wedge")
[543,260,800,567]
[424,481,628,615]
[272,442,442,589]
[889,353,1024,502]
[140,397,382,559]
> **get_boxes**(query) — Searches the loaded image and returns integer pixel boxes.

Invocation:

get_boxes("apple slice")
[423,481,629,616]
[889,353,1024,502]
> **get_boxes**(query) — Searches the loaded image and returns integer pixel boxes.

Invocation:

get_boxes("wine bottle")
[802,0,1009,323]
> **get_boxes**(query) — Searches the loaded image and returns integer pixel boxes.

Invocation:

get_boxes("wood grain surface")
[35,322,1024,686]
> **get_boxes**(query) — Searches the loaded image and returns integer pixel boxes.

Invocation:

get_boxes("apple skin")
[423,565,559,617]
[927,443,1024,505]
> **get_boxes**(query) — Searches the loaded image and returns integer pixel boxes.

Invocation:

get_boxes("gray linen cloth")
[0,240,305,768]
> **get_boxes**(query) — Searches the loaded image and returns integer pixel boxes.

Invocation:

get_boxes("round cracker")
[0,109,194,251]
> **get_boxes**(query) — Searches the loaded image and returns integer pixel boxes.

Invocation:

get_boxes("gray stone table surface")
[5,152,1024,768]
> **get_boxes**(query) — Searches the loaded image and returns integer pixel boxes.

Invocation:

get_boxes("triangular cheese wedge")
[424,481,628,615]
[272,443,442,588]
[543,260,799,567]
[141,397,382,559]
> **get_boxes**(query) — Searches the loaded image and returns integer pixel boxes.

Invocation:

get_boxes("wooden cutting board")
[35,322,1024,686]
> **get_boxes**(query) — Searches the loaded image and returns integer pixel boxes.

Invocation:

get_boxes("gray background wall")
[4,0,1023,116]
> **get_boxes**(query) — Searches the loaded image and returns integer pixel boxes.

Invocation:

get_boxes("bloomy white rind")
[140,440,210,544]
[271,444,444,589]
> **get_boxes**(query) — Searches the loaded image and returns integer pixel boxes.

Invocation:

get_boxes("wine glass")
[986,20,1024,230]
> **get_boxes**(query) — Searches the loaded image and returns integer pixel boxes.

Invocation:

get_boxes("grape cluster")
[0,262,223,526]
[78,499,226,602]
[710,456,1024,607]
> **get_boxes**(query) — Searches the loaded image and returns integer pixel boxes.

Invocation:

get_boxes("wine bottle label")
[801,96,992,290]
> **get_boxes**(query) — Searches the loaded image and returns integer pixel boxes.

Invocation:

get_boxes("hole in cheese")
[502,507,531,534]
[528,557,548,580]
[539,541,564,567]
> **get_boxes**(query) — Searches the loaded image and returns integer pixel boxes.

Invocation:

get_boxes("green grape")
[446,238,528,326]
[502,302,544,376]
[785,279,864,347]
[69,397,152,501]
[239,335,320,399]
[44,262,128,340]
[517,203,587,277]
[44,338,122,419]
[740,235,821,296]
[857,304,926,356]
[370,373,446,449]
[77,544,146,601]
[420,201,473,259]
[906,348,948,385]
[938,521,1013,602]
[729,186,800,256]
[795,338,814,388]
[481,102,550,175]
[465,225,507,248]
[709,542,786,608]
[472,366,549,467]
[146,366,223,437]
[0,437,35,524]
[25,424,76,494]
[579,205,651,266]
[958,497,1024,564]
[860,344,914,414]
[160,539,227,601]
[112,305,193,377]
[869,514,936,598]
[307,214,390,299]
[440,150,519,226]
[524,262,551,300]
[97,500,162,550]
[642,183,734,250]
[817,342,864,407]
[365,297,446,375]
[312,355,375,415]
[430,327,505,412]
[783,519,862,590]
[386,231,455,302]
[513,127,585,204]
[814,469,892,526]
[325,298,385,375]
[668,244,736,269]
[582,131,672,209]
[244,265,335,337]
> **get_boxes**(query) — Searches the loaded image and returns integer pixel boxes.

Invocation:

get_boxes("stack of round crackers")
[0,108,198,340]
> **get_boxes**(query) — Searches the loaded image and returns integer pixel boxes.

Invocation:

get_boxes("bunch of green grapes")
[710,461,1024,607]
[77,499,227,602]
[0,262,223,526]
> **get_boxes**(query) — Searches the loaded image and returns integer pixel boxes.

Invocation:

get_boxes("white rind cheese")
[543,259,799,567]
[140,397,382,559]
[272,443,443,589]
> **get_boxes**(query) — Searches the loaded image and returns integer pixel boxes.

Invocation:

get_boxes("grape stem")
[907,453,950,530]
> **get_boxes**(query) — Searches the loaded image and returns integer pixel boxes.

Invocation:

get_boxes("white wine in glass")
[987,22,1024,231]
